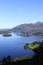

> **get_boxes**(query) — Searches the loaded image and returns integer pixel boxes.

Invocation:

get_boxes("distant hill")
[0,29,10,34]
[0,22,43,35]
[11,22,43,34]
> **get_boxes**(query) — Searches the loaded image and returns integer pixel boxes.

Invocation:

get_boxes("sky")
[0,0,43,28]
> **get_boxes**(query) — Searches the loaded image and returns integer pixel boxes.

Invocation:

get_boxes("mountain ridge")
[0,22,43,34]
[11,22,43,33]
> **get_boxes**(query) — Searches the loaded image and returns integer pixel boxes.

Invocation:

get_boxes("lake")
[0,33,43,60]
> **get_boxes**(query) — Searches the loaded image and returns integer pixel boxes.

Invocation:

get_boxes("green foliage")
[13,56,32,62]
[24,42,42,50]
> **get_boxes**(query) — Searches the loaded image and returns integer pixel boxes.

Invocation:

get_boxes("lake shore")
[0,41,43,65]
[24,42,43,50]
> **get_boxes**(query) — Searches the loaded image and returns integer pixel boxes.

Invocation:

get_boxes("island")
[3,33,12,37]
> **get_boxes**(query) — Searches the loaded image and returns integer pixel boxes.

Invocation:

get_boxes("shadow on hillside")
[0,41,43,65]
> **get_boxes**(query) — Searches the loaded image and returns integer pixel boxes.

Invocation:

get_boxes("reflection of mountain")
[11,22,43,33]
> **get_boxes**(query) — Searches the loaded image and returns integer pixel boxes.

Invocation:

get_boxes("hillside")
[11,22,43,34]
[0,22,43,35]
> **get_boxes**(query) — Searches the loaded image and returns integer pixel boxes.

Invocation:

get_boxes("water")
[0,33,43,60]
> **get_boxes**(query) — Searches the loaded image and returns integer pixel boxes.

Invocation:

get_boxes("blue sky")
[0,0,43,28]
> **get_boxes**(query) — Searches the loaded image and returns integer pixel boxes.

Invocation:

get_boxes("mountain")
[11,22,43,34]
[0,22,43,35]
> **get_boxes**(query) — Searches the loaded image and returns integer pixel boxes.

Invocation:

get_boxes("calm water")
[0,33,43,60]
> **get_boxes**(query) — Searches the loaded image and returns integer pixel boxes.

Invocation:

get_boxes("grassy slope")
[24,42,41,50]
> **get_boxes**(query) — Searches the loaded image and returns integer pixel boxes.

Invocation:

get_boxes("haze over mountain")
[0,22,43,34]
[11,22,43,33]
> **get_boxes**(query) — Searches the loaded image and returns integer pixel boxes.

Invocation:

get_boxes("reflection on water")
[0,33,43,60]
